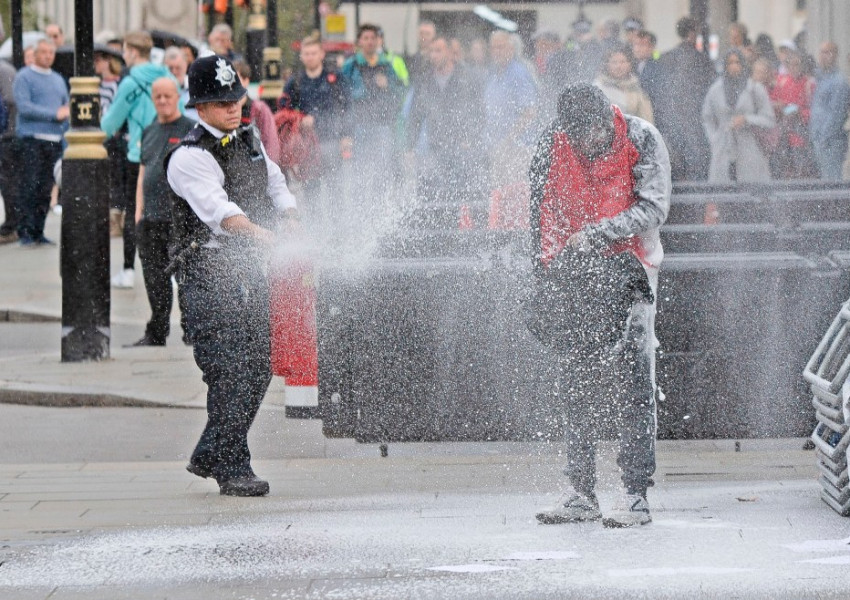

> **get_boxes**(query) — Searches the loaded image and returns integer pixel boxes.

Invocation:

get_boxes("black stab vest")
[166,124,273,252]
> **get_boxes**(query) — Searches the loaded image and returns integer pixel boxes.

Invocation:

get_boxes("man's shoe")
[218,475,270,497]
[123,336,165,348]
[0,231,18,244]
[34,236,56,246]
[536,490,602,524]
[186,462,214,479]
[603,494,652,528]
[111,268,135,289]
[19,236,35,247]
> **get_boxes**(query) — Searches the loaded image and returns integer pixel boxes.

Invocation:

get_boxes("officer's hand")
[281,209,301,234]
[255,227,275,245]
[340,137,353,159]
[566,231,592,252]
[56,105,70,121]
[375,73,388,89]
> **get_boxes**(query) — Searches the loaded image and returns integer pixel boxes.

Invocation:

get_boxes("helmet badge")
[215,58,237,89]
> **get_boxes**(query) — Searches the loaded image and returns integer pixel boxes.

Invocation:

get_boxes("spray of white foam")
[782,536,850,553]
[427,564,515,573]
[608,567,754,577]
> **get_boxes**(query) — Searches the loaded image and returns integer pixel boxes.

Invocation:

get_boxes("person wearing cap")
[101,31,176,289]
[93,42,127,238]
[93,44,123,115]
[166,55,298,497]
[777,39,796,75]
[530,83,670,528]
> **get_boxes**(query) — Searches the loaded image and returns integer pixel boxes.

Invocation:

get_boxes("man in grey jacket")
[530,84,671,528]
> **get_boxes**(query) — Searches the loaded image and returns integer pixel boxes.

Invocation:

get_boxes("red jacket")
[539,106,642,266]
[773,74,815,148]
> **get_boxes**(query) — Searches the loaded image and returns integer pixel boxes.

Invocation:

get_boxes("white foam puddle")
[502,551,579,561]
[427,564,516,573]
[608,567,753,577]
[783,536,850,553]
[653,519,732,529]
[799,555,850,565]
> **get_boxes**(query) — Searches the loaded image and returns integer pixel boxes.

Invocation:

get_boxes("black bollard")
[61,76,109,362]
[245,0,266,83]
[260,0,282,111]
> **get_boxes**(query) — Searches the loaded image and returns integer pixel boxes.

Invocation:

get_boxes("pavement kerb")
[0,309,61,323]
[0,383,200,409]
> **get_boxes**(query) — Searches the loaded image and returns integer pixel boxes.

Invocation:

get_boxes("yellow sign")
[325,14,346,35]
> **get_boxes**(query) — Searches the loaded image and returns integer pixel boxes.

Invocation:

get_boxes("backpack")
[273,107,320,182]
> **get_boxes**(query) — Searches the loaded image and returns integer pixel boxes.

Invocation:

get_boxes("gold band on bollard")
[65,76,107,160]
[260,46,283,103]
[248,0,267,30]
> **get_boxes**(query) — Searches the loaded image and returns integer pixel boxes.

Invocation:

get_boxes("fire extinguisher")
[269,238,319,416]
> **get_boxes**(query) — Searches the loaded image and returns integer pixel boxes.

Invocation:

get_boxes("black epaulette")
[181,125,207,146]
[163,125,208,173]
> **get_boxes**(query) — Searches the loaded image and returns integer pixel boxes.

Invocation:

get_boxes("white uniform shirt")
[166,119,296,239]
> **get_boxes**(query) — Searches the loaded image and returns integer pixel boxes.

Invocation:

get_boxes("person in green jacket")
[377,28,409,87]
[101,31,177,290]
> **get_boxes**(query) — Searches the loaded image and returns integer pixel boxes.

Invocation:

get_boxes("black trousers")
[16,137,62,241]
[122,161,140,270]
[181,248,272,480]
[137,219,185,342]
[0,137,21,235]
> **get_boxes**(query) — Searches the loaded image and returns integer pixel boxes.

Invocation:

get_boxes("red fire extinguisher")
[269,245,318,413]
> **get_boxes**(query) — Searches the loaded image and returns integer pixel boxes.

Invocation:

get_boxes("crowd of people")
[1,18,849,249]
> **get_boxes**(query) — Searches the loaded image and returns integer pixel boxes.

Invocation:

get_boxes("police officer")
[166,55,298,497]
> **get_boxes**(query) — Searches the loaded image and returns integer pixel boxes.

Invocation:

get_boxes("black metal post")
[260,0,282,110]
[61,0,110,362]
[267,0,278,47]
[74,0,94,76]
[224,0,234,28]
[314,0,321,34]
[245,0,267,82]
[691,0,711,56]
[11,0,23,69]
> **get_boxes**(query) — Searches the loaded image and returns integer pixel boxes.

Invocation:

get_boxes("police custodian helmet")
[186,55,247,108]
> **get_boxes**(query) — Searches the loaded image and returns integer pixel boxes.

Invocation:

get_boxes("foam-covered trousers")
[561,300,658,499]
[180,247,272,480]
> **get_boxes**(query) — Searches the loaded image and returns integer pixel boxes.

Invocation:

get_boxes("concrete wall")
[37,0,198,42]
[336,1,808,56]
[808,0,850,74]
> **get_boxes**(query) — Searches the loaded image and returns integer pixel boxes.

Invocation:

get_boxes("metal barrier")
[314,182,850,442]
[803,300,850,516]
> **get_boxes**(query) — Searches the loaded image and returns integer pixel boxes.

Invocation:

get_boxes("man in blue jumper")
[13,38,69,246]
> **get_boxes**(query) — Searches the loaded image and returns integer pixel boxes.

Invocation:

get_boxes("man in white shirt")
[166,55,298,497]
